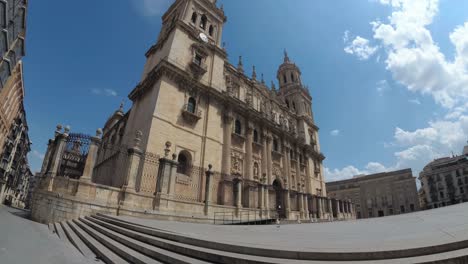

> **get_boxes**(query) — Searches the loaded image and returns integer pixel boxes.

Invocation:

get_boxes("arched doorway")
[273,179,285,219]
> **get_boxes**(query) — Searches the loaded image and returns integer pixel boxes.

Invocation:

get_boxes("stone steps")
[49,213,468,264]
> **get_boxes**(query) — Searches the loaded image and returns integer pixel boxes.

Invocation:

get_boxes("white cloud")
[328,0,468,184]
[370,0,468,109]
[30,150,45,160]
[408,98,421,105]
[376,80,390,95]
[330,129,340,136]
[344,34,378,60]
[91,89,118,97]
[324,162,390,182]
[132,0,173,17]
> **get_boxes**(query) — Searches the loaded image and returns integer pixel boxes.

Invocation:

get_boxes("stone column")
[315,196,321,219]
[204,165,214,216]
[221,111,234,176]
[259,181,264,217]
[282,143,289,188]
[304,153,312,197]
[47,125,70,191]
[157,141,178,195]
[295,149,301,192]
[328,198,334,221]
[81,129,102,182]
[335,199,340,219]
[285,189,291,219]
[262,133,268,181]
[126,131,144,191]
[304,194,309,219]
[245,123,254,180]
[265,134,273,184]
[236,179,242,216]
[40,139,54,175]
[263,175,270,218]
[298,190,304,219]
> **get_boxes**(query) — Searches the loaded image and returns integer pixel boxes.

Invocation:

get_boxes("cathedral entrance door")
[273,180,285,219]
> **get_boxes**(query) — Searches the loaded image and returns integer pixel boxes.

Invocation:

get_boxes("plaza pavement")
[116,202,468,253]
[0,205,91,264]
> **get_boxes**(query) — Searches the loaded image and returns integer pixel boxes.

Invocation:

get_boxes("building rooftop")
[326,168,413,186]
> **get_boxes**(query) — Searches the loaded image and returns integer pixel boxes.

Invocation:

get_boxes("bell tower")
[276,50,312,118]
[140,0,227,86]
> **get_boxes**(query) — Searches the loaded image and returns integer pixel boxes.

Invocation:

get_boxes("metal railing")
[213,210,279,225]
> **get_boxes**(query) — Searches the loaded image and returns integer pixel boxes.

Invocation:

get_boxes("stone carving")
[273,164,282,178]
[253,162,259,179]
[164,141,172,157]
[231,152,243,176]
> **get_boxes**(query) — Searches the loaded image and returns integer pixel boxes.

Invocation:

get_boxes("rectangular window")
[400,205,405,213]
[410,204,415,211]
[0,1,6,29]
[440,191,444,198]
[460,187,464,194]
[0,30,7,57]
[194,54,202,66]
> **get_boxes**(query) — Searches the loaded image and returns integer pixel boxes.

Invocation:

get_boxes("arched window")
[253,129,259,143]
[273,139,279,152]
[177,151,191,175]
[291,73,295,82]
[234,119,242,135]
[290,149,294,160]
[200,15,207,30]
[285,99,290,108]
[191,12,197,24]
[283,74,287,84]
[209,25,214,36]
[187,97,196,114]
[292,101,296,111]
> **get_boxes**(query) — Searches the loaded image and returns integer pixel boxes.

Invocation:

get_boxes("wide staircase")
[49,213,468,264]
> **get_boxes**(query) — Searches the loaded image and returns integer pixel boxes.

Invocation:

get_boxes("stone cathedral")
[32,0,355,224]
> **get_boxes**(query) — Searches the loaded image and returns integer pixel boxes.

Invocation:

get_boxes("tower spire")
[284,49,290,63]
[237,56,244,73]
[252,65,257,81]
[261,73,265,84]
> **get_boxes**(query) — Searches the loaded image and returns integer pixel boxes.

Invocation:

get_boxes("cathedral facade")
[32,0,355,223]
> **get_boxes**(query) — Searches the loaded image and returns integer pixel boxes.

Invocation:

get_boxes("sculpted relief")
[231,151,244,176]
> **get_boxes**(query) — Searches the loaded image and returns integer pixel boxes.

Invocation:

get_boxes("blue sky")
[24,0,468,183]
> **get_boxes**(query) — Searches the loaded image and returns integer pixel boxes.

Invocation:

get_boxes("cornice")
[146,20,227,59]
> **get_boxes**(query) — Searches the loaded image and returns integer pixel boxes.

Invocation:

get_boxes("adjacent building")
[327,169,420,218]
[0,0,29,206]
[419,144,468,209]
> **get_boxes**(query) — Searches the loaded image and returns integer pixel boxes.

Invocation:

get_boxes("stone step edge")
[95,213,468,261]
[61,221,100,261]
[81,217,206,264]
[68,219,127,264]
[88,216,300,264]
[88,216,468,264]
[75,218,165,264]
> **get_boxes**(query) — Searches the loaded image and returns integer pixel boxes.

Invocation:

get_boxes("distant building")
[0,0,29,206]
[419,144,468,209]
[326,169,420,218]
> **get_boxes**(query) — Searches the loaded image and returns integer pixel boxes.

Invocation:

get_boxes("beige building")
[327,169,420,218]
[32,0,355,224]
[419,144,468,209]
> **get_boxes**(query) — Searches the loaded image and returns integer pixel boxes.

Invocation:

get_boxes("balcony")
[189,58,207,77]
[181,104,202,123]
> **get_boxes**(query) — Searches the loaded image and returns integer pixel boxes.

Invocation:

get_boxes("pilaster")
[82,129,102,182]
[245,122,254,180]
[222,110,234,175]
